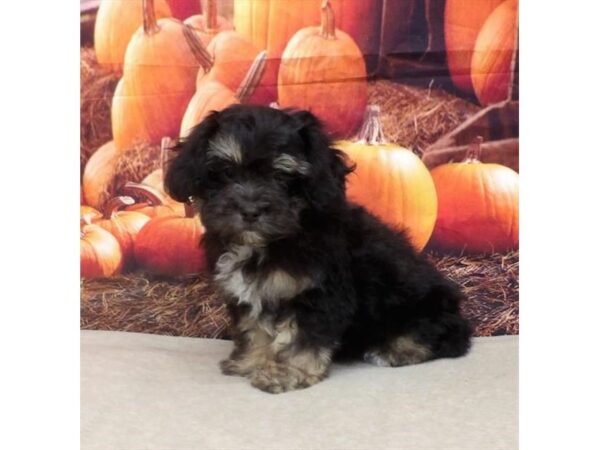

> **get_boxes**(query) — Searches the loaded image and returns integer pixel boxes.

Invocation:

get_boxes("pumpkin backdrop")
[81,0,519,338]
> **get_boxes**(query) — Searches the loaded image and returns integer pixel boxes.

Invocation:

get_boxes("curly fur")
[165,105,472,393]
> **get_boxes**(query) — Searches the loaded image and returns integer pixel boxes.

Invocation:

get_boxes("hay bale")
[80,272,229,338]
[368,80,481,155]
[80,47,120,176]
[81,251,518,338]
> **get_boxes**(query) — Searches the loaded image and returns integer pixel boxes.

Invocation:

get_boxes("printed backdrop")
[80,0,519,337]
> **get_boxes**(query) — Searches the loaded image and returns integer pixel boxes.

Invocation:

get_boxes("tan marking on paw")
[364,336,432,367]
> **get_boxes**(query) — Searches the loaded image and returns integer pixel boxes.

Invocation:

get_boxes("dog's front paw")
[250,362,322,394]
[219,358,245,376]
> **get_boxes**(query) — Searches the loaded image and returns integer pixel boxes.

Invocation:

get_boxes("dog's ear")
[290,110,355,211]
[164,112,220,202]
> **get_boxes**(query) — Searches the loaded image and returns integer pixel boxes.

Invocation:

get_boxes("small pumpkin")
[121,182,183,218]
[278,0,368,138]
[93,196,151,269]
[111,0,211,151]
[135,203,207,276]
[335,105,438,252]
[471,0,519,105]
[80,217,124,278]
[430,137,519,254]
[180,50,267,137]
[444,0,505,94]
[82,141,120,209]
[94,0,172,74]
[184,0,234,48]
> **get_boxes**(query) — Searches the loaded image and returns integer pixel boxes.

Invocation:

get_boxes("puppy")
[165,105,472,393]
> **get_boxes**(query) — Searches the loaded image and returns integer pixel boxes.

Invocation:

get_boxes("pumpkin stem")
[320,0,336,40]
[160,137,172,172]
[236,50,267,103]
[356,105,386,145]
[103,196,136,218]
[142,0,160,35]
[182,24,214,73]
[464,136,484,163]
[121,182,168,206]
[205,0,218,31]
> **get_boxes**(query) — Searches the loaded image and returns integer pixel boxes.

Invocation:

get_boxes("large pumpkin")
[184,0,234,48]
[94,0,172,74]
[135,203,207,276]
[180,51,267,137]
[200,31,276,105]
[278,1,367,138]
[82,141,120,209]
[335,105,438,252]
[80,218,124,278]
[471,0,519,106]
[111,0,209,151]
[444,0,504,94]
[93,196,151,269]
[430,137,519,254]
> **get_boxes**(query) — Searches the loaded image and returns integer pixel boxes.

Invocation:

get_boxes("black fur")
[165,105,471,387]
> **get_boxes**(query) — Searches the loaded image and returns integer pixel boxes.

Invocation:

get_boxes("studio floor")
[81,330,518,450]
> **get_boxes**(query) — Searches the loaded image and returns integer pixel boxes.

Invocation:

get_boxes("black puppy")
[165,105,472,393]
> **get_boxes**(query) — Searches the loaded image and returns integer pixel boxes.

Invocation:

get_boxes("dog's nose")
[241,207,261,222]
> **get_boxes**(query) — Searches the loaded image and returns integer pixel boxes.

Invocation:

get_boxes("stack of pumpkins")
[81,0,520,279]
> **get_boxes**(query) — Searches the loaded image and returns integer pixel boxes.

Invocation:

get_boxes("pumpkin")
[111,0,210,151]
[82,141,120,209]
[200,31,276,105]
[93,196,151,269]
[430,137,519,254]
[94,0,172,74]
[135,203,207,276]
[444,0,504,94]
[80,218,124,278]
[80,205,102,222]
[180,51,267,137]
[471,0,519,106]
[121,182,183,218]
[140,137,187,215]
[166,0,201,20]
[278,0,368,138]
[184,0,234,48]
[335,105,438,252]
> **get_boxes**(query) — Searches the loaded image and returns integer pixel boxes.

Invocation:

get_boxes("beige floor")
[81,330,518,450]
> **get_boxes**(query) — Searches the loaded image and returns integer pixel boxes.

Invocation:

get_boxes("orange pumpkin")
[80,218,124,278]
[335,105,438,252]
[184,0,234,49]
[94,0,172,74]
[82,141,120,209]
[444,0,504,94]
[166,0,201,20]
[200,31,276,105]
[93,196,151,269]
[430,137,519,254]
[121,182,183,218]
[471,0,519,106]
[180,80,239,138]
[111,0,210,151]
[135,203,207,276]
[180,51,267,137]
[278,1,367,138]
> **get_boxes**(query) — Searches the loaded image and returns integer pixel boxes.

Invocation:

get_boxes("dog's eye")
[222,166,235,179]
